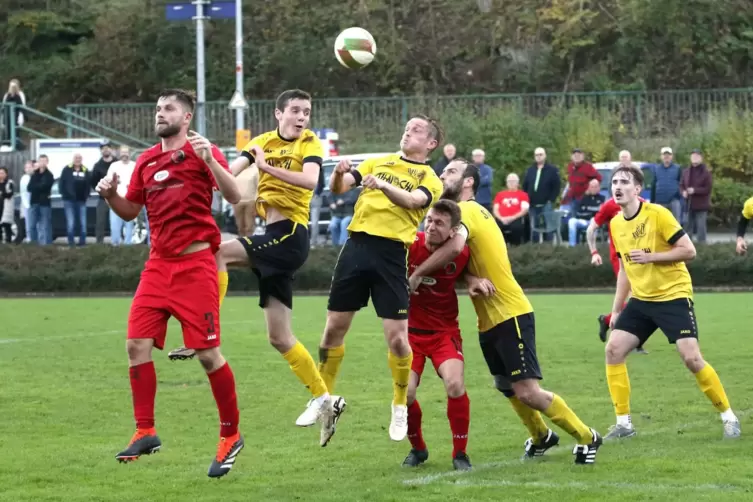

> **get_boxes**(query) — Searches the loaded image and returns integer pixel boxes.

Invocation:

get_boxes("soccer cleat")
[320,395,347,447]
[389,404,409,441]
[723,419,741,439]
[573,428,602,465]
[597,315,609,343]
[634,346,649,355]
[401,448,428,467]
[296,393,332,427]
[452,452,472,471]
[522,428,560,459]
[115,428,162,462]
[168,346,196,361]
[208,433,244,478]
[604,423,636,440]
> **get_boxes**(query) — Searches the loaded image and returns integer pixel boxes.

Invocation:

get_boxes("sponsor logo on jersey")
[154,170,169,182]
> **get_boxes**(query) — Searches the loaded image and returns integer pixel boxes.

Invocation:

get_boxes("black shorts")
[479,313,542,383]
[614,297,698,344]
[327,232,409,320]
[237,220,309,309]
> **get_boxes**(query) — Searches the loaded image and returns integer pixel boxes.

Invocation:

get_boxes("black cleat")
[573,428,602,465]
[634,346,649,355]
[208,434,245,478]
[401,448,429,467]
[116,429,162,463]
[452,452,472,471]
[522,429,560,459]
[168,346,196,361]
[597,315,609,343]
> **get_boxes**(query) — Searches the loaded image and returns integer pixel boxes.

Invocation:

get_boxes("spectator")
[567,178,605,246]
[328,186,360,246]
[59,153,91,247]
[563,148,601,210]
[650,147,682,220]
[522,147,561,241]
[680,149,712,243]
[27,155,54,245]
[233,163,259,236]
[90,140,117,244]
[433,143,456,177]
[107,146,137,245]
[19,160,33,242]
[310,166,325,247]
[471,149,494,212]
[492,173,529,245]
[2,79,26,149]
[617,150,633,168]
[0,167,14,243]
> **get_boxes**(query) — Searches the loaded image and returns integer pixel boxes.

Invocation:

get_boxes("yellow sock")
[507,396,549,442]
[606,363,631,416]
[543,394,594,444]
[695,363,731,413]
[218,271,228,307]
[282,342,329,398]
[388,350,412,406]
[317,345,345,393]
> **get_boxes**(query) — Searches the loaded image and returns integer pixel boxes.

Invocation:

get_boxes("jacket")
[432,156,453,177]
[680,163,712,211]
[564,161,601,204]
[574,193,606,220]
[475,163,493,206]
[650,162,682,204]
[59,165,91,202]
[28,169,55,206]
[522,163,561,207]
[91,156,116,200]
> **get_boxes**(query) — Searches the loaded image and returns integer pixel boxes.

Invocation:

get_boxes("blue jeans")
[329,215,352,246]
[110,209,134,245]
[64,200,87,246]
[28,204,52,245]
[568,218,590,246]
[529,202,553,242]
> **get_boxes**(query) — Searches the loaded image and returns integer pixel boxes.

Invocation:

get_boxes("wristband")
[591,250,599,256]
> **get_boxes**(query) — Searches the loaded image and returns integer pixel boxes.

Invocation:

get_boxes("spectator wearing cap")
[433,143,456,177]
[680,149,712,243]
[471,149,494,213]
[91,140,117,243]
[563,148,601,212]
[522,147,561,242]
[650,147,682,221]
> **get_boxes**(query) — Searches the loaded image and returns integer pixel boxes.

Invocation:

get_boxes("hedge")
[0,242,750,294]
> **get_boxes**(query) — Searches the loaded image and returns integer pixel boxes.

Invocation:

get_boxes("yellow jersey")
[742,196,753,220]
[611,202,693,302]
[241,129,324,226]
[458,200,533,332]
[348,154,443,246]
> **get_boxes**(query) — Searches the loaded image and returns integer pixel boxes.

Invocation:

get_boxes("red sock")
[129,361,157,430]
[407,400,427,451]
[208,363,239,438]
[447,393,470,457]
[604,312,612,326]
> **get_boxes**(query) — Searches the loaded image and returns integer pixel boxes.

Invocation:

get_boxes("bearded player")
[96,89,244,478]
[411,160,603,465]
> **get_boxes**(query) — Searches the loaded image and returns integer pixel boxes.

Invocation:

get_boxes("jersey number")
[204,312,216,334]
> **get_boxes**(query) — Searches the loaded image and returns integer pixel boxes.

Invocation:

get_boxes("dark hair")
[430,199,462,227]
[612,165,644,186]
[452,158,480,195]
[158,88,196,112]
[411,114,444,152]
[276,89,312,112]
[0,166,8,175]
[38,154,48,160]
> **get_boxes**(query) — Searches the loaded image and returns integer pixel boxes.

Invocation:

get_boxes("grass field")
[1,293,752,501]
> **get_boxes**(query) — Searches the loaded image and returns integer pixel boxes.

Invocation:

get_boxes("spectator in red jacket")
[680,149,712,243]
[492,173,529,245]
[563,148,602,210]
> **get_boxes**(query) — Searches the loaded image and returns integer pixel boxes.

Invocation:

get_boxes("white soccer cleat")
[295,394,332,427]
[320,395,347,447]
[389,404,408,441]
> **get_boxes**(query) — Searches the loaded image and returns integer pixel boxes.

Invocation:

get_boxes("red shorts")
[610,253,620,278]
[128,248,220,351]
[409,329,464,378]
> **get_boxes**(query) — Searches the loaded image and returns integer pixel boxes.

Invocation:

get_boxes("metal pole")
[194,0,207,137]
[235,0,244,132]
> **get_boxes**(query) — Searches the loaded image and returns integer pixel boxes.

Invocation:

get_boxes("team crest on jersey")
[632,222,646,239]
[170,150,185,164]
[154,170,169,182]
[444,262,457,275]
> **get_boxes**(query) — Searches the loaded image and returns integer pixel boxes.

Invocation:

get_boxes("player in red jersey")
[586,196,648,353]
[96,89,245,478]
[402,199,490,472]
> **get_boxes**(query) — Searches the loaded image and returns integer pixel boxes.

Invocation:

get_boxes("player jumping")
[402,200,477,471]
[97,89,244,478]
[410,160,603,465]
[310,115,445,446]
[604,165,740,440]
[735,196,752,255]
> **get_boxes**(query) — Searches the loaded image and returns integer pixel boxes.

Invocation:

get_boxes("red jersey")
[126,142,229,259]
[408,232,470,333]
[593,197,645,259]
[493,190,530,218]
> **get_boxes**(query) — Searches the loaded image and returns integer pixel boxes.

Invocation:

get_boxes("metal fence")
[63,88,753,148]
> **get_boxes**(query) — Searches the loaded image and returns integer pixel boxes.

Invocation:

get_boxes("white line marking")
[440,479,741,492]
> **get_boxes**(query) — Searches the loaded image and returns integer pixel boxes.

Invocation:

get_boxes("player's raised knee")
[126,338,153,365]
[196,347,226,373]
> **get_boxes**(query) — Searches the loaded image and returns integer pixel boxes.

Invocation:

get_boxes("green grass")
[1,294,752,501]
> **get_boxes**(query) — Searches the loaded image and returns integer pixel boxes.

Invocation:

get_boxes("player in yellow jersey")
[410,159,603,465]
[169,89,336,435]
[604,165,740,440]
[735,196,753,255]
[311,115,444,447]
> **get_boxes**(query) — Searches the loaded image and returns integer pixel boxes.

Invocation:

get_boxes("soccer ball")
[334,27,376,69]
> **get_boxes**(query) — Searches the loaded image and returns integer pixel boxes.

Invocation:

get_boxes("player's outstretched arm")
[206,155,241,204]
[96,173,142,222]
[229,155,251,177]
[610,261,631,327]
[366,175,429,209]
